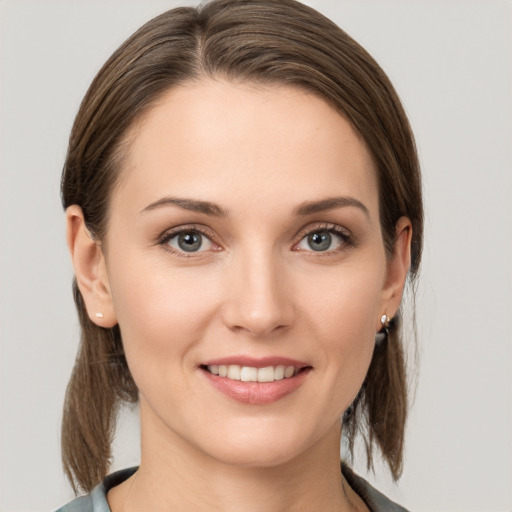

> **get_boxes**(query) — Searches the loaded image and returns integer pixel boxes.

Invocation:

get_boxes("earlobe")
[66,205,117,327]
[379,217,412,324]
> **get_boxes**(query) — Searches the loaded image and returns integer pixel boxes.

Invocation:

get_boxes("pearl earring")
[95,312,104,319]
[380,314,391,329]
[375,314,392,345]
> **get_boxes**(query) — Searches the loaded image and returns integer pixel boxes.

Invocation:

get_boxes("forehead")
[115,79,378,217]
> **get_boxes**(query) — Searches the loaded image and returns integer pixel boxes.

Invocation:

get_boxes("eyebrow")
[140,197,229,217]
[293,196,370,218]
[140,195,369,218]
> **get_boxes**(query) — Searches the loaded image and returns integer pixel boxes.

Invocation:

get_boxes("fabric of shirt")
[55,465,409,512]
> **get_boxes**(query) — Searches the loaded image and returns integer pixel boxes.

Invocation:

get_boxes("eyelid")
[157,224,222,256]
[292,222,354,252]
[156,222,353,256]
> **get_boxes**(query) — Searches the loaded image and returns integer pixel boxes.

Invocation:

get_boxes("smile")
[206,364,299,382]
[200,359,311,404]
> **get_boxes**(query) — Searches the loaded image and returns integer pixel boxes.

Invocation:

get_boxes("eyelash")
[157,224,219,258]
[157,222,354,258]
[293,223,355,254]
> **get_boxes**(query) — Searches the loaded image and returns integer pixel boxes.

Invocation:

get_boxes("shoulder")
[54,468,137,512]
[342,464,410,512]
[54,494,94,512]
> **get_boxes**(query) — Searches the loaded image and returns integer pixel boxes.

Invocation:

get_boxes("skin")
[67,79,412,512]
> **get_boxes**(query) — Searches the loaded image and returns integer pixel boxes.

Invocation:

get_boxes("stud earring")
[380,314,391,329]
[375,314,392,345]
[95,312,104,319]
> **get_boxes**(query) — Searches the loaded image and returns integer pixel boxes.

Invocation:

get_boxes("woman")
[57,0,422,510]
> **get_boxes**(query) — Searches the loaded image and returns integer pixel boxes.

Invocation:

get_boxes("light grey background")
[1,1,511,511]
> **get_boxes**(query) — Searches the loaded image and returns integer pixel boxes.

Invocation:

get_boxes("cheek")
[106,255,221,374]
[303,260,385,336]
[301,262,385,386]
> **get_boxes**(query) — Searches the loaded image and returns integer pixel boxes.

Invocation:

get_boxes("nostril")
[221,266,295,336]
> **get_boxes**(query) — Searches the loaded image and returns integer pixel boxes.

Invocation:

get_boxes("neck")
[109,406,366,512]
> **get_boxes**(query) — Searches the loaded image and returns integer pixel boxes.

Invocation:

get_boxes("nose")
[222,247,295,338]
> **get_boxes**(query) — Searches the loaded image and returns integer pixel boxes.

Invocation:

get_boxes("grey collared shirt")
[55,466,409,512]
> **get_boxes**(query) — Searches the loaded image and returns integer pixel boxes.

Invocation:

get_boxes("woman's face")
[90,80,406,467]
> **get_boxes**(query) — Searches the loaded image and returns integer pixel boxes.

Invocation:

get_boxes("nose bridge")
[223,243,293,336]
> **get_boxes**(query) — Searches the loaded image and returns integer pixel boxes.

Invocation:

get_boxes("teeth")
[206,364,300,382]
[274,365,285,380]
[257,366,274,383]
[284,366,295,378]
[241,366,257,382]
[227,365,241,380]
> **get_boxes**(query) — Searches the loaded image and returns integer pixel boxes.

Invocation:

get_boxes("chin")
[207,441,304,469]
[193,418,335,470]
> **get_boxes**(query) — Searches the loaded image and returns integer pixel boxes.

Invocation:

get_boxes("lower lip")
[201,368,310,405]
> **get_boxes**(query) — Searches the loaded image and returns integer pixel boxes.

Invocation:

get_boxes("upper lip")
[200,356,310,369]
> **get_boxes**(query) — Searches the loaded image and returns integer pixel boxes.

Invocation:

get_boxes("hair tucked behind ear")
[61,0,423,493]
[61,282,138,493]
[343,315,408,478]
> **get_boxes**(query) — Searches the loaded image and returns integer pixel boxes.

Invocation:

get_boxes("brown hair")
[61,0,423,493]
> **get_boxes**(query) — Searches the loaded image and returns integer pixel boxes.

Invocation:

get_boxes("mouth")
[202,364,305,382]
[199,359,312,404]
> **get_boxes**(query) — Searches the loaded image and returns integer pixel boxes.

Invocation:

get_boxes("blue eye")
[297,229,345,252]
[166,231,213,253]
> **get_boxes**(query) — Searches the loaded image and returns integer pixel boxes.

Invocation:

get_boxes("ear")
[66,205,117,327]
[378,216,412,328]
